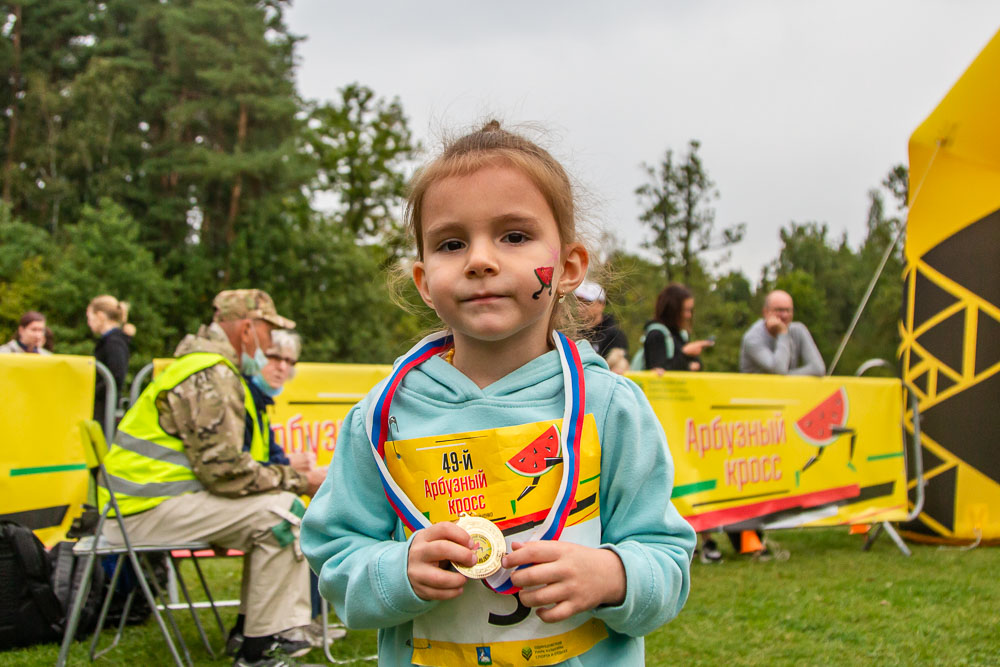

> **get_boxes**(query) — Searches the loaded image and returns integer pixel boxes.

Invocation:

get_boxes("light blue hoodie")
[301,341,695,666]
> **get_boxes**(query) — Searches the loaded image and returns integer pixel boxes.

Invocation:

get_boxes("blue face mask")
[240,347,269,376]
[251,372,283,398]
[240,323,270,376]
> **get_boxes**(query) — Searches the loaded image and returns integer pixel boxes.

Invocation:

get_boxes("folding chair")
[56,420,226,667]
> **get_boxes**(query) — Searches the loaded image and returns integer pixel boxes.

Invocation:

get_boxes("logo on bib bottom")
[521,646,533,660]
[477,646,492,665]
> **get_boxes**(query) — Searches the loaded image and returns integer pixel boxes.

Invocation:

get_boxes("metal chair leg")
[140,552,192,666]
[56,548,97,667]
[170,555,216,658]
[190,555,226,637]
[89,553,126,659]
[129,550,187,667]
[96,586,136,660]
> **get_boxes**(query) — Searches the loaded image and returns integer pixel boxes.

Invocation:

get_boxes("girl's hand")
[502,541,626,623]
[408,522,478,601]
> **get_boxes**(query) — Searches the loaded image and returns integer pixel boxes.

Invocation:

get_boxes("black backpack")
[0,520,64,649]
[0,521,105,651]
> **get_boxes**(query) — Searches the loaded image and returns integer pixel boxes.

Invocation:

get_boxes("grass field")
[5,528,998,666]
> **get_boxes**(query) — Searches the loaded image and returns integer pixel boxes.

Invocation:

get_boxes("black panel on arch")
[919,464,957,533]
[974,310,1000,376]
[922,207,1000,307]
[912,270,959,331]
[921,372,1000,486]
[915,310,965,375]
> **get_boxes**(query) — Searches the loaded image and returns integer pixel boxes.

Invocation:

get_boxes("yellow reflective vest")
[98,352,267,516]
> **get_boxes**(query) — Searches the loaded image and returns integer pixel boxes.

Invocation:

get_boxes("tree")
[0,205,51,340]
[635,149,679,282]
[303,83,419,257]
[636,140,745,284]
[0,0,100,230]
[43,199,178,366]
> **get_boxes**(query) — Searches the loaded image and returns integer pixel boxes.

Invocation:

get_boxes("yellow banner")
[148,361,910,531]
[0,355,94,547]
[269,363,391,467]
[627,372,908,531]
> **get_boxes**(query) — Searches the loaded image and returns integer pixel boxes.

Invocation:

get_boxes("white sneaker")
[284,620,347,649]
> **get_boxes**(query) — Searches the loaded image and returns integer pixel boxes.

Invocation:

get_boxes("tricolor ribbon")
[365,329,585,594]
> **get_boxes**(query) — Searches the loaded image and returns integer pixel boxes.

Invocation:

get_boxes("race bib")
[385,416,608,667]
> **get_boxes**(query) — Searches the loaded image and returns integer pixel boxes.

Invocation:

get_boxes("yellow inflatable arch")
[900,28,1000,544]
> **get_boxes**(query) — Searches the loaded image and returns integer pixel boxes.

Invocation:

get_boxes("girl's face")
[681,297,695,330]
[412,164,585,351]
[19,320,46,348]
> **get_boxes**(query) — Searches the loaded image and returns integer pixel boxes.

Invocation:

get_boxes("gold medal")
[453,514,505,579]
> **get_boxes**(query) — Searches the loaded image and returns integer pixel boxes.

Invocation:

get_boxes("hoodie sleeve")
[301,404,437,629]
[591,377,696,636]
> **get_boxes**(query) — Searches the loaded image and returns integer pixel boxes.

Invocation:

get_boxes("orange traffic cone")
[849,524,871,535]
[740,530,763,554]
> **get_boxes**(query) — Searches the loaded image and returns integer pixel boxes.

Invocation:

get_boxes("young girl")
[301,122,695,666]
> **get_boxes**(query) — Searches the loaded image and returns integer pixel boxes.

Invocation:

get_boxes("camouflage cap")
[212,289,296,329]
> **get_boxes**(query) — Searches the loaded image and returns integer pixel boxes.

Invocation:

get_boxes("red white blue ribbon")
[365,329,585,595]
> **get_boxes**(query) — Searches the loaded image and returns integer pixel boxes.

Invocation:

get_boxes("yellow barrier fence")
[0,354,95,547]
[628,371,908,531]
[85,360,911,536]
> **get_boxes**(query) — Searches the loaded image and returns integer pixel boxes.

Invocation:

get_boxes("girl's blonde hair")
[88,295,136,337]
[403,120,588,336]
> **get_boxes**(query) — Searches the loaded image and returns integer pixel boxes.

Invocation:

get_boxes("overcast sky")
[284,1,1000,282]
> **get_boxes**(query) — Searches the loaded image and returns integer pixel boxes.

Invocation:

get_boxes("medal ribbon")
[365,329,585,595]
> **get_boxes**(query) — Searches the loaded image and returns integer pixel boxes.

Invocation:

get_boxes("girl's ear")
[557,243,589,296]
[412,260,436,310]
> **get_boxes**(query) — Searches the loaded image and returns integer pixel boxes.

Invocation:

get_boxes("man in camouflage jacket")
[102,290,325,664]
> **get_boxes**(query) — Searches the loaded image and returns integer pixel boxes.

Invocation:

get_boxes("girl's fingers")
[502,540,561,569]
[515,579,568,609]
[507,560,564,590]
[535,600,578,624]
[413,582,465,601]
[412,563,469,591]
[423,522,477,549]
[414,539,477,568]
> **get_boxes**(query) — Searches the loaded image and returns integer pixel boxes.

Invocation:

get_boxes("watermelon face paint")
[532,266,554,300]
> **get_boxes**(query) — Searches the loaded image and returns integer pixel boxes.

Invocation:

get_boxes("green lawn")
[5,528,998,666]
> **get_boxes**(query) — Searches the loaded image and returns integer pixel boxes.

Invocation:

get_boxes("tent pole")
[827,141,943,376]
[826,224,905,375]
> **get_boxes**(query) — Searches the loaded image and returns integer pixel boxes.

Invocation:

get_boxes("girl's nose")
[464,240,499,277]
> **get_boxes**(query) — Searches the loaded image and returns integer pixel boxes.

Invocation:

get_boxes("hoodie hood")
[174,322,239,364]
[372,338,613,446]
[398,338,608,404]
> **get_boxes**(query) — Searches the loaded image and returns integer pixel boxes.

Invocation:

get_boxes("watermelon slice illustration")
[795,387,849,447]
[532,266,554,300]
[506,425,561,477]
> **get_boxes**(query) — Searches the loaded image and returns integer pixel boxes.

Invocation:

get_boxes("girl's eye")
[438,240,465,252]
[504,231,529,244]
